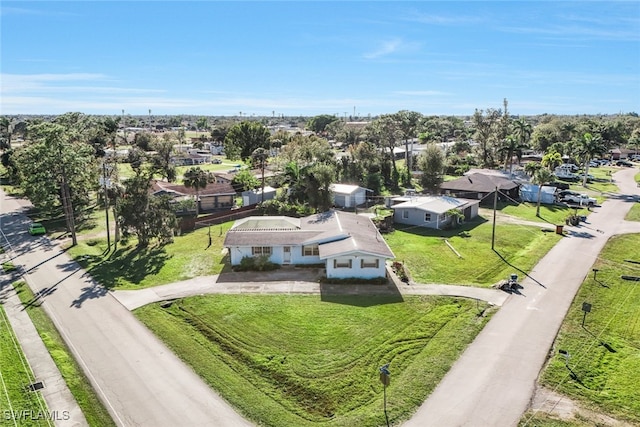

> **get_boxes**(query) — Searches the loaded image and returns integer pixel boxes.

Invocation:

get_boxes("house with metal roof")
[223,210,394,279]
[151,180,236,213]
[390,196,479,229]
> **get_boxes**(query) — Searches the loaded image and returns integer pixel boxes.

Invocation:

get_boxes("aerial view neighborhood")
[1,2,639,427]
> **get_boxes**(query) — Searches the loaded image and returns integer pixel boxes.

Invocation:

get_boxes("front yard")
[136,294,495,427]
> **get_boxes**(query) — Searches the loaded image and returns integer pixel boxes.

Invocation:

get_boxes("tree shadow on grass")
[81,244,171,289]
[320,279,404,307]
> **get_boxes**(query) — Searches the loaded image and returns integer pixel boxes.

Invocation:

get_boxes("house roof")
[241,186,276,196]
[224,210,394,259]
[329,184,371,195]
[440,173,518,193]
[151,180,236,197]
[390,196,473,214]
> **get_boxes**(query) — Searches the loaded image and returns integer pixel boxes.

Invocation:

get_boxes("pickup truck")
[563,193,596,206]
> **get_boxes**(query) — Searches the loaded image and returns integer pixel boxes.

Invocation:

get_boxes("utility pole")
[102,162,111,249]
[491,186,498,250]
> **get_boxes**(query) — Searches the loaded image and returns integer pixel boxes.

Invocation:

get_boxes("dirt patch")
[528,385,635,426]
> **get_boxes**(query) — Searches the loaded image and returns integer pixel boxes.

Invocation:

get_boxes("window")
[439,213,447,221]
[402,210,409,219]
[251,246,272,256]
[334,259,352,268]
[361,259,379,268]
[302,244,319,256]
[424,213,432,222]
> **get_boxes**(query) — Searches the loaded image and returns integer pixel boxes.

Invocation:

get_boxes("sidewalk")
[111,273,509,311]
[0,235,88,427]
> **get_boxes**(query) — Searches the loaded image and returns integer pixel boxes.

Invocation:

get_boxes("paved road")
[0,191,253,427]
[404,167,640,427]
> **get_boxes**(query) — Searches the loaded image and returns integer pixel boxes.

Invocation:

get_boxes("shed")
[330,184,371,208]
[242,186,276,206]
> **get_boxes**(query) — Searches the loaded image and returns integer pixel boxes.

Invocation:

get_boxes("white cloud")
[363,38,416,59]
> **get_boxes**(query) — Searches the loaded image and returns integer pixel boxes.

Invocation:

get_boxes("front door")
[283,246,291,264]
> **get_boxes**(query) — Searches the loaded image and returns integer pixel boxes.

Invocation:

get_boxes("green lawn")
[135,294,495,427]
[13,282,115,427]
[499,202,588,225]
[0,304,50,427]
[66,222,233,289]
[537,233,640,425]
[625,202,640,222]
[385,218,562,286]
[519,412,593,426]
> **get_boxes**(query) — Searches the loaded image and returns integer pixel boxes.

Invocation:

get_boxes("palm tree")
[575,132,606,187]
[533,168,554,217]
[183,167,211,216]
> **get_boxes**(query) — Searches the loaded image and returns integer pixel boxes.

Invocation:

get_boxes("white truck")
[563,193,596,206]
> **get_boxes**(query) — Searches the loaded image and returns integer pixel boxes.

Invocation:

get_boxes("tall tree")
[417,144,445,194]
[15,118,96,245]
[182,167,213,215]
[224,121,271,160]
[472,108,500,167]
[116,170,178,247]
[395,110,422,184]
[371,115,401,189]
[575,132,606,187]
[306,163,335,212]
[306,114,339,134]
[251,147,269,204]
[150,138,177,182]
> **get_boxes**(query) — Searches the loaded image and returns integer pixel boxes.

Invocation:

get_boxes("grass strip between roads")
[526,233,640,426]
[136,294,495,427]
[12,282,116,427]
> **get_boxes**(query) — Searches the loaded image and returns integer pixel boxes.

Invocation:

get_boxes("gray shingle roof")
[223,210,394,259]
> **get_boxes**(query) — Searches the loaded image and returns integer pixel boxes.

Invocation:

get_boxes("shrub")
[235,256,280,272]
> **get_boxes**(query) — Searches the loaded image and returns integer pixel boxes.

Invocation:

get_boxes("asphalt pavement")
[403,167,640,427]
[0,190,253,427]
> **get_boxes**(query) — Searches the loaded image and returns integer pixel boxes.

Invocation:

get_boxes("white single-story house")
[223,210,395,279]
[242,186,277,206]
[391,196,479,229]
[330,184,371,208]
[519,184,557,204]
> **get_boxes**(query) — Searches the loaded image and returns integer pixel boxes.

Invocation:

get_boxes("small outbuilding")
[391,196,479,229]
[242,186,276,206]
[330,184,371,208]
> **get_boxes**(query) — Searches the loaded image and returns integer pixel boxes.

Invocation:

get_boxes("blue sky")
[2,1,639,117]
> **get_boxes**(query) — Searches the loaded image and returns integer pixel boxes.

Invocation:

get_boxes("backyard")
[136,294,495,427]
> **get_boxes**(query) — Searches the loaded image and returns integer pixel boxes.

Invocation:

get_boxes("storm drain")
[27,381,45,392]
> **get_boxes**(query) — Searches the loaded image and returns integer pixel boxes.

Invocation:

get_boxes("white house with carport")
[391,196,479,229]
[223,210,394,279]
[330,184,371,208]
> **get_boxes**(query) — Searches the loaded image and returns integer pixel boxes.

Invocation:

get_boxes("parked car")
[549,181,570,190]
[563,193,597,206]
[588,161,600,168]
[558,190,580,200]
[578,173,596,182]
[616,160,633,167]
[28,222,46,235]
[211,158,222,164]
[630,154,640,161]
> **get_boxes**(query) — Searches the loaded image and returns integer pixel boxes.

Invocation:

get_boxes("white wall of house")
[228,244,322,265]
[333,189,367,208]
[393,208,450,229]
[324,254,387,279]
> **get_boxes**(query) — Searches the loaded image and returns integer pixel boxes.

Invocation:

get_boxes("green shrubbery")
[235,255,280,272]
[256,199,315,217]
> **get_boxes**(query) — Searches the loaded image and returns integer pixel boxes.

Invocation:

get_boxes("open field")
[0,304,50,427]
[135,294,495,427]
[534,233,640,425]
[12,282,115,427]
[499,202,589,226]
[385,218,562,287]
